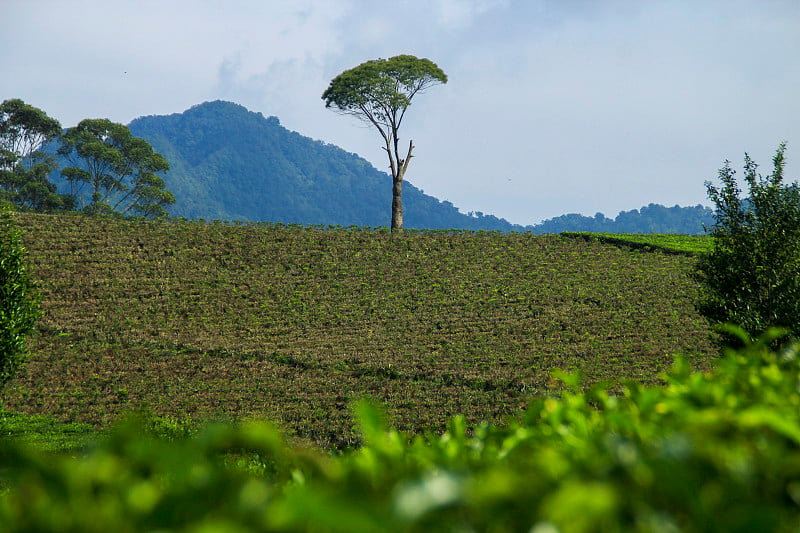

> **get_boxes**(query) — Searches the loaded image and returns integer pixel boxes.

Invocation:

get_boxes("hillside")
[43,100,713,232]
[125,101,715,232]
[5,213,715,448]
[125,101,517,230]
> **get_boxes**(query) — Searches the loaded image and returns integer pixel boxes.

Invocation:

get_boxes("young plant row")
[1,332,797,532]
[4,214,715,447]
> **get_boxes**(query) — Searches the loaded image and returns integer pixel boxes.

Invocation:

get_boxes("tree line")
[0,98,174,218]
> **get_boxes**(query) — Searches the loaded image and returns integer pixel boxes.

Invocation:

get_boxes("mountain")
[47,100,713,233]
[124,100,516,230]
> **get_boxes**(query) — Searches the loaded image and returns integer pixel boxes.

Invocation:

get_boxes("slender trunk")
[390,139,414,233]
[391,176,403,232]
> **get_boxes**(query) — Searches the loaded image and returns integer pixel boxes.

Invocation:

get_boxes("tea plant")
[4,213,714,447]
[564,232,713,255]
[1,331,798,531]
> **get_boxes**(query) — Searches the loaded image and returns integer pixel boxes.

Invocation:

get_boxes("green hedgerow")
[695,142,800,346]
[0,208,41,388]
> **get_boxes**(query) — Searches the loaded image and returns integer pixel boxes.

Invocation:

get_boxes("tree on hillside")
[695,143,800,345]
[0,99,74,212]
[322,55,447,232]
[58,119,175,218]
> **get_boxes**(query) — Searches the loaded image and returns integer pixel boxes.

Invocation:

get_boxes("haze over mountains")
[58,100,714,233]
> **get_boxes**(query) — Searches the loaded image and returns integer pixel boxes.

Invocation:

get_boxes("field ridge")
[4,213,715,448]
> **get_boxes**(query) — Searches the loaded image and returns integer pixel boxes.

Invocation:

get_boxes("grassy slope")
[3,214,715,448]
[563,232,713,255]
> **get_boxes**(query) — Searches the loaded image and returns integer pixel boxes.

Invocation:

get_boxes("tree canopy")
[695,143,800,345]
[0,99,73,212]
[58,119,174,218]
[323,55,447,231]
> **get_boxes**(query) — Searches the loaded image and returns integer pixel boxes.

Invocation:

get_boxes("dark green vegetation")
[58,118,174,217]
[696,143,800,344]
[0,209,41,388]
[3,334,799,532]
[537,203,714,234]
[323,54,448,231]
[2,98,171,217]
[565,232,714,255]
[3,213,714,449]
[0,98,74,212]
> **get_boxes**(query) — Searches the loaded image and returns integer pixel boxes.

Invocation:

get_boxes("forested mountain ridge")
[125,101,514,230]
[50,100,712,232]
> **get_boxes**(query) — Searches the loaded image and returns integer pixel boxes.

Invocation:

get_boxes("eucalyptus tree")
[58,119,175,218]
[0,99,72,211]
[323,55,447,232]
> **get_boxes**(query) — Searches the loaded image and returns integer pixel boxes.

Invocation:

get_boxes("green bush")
[0,208,41,387]
[2,333,800,531]
[695,143,800,345]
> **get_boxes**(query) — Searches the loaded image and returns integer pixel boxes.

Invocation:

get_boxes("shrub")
[0,208,41,388]
[3,333,800,531]
[695,142,800,345]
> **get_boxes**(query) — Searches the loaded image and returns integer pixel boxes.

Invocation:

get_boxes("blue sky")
[3,0,799,224]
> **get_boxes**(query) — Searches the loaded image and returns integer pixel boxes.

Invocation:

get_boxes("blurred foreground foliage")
[2,330,800,532]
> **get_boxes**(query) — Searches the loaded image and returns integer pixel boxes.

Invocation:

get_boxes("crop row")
[4,214,715,447]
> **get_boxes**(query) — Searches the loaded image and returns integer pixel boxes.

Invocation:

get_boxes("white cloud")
[435,0,509,30]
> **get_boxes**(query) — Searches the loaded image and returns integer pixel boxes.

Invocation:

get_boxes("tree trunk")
[390,139,414,233]
[391,176,403,232]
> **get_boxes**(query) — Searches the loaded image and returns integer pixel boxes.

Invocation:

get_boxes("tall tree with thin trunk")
[322,55,447,232]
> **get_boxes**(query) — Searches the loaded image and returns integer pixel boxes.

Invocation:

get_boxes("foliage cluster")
[0,99,74,212]
[535,204,714,235]
[4,213,713,448]
[0,98,173,218]
[0,409,94,453]
[2,333,799,531]
[695,143,800,343]
[0,210,41,388]
[58,119,174,217]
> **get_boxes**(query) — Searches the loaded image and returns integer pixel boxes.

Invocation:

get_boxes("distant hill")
[47,100,713,233]
[534,204,714,234]
[124,101,515,230]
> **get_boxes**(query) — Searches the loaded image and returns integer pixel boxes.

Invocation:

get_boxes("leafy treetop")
[58,119,174,218]
[322,54,447,133]
[0,99,61,170]
[695,142,800,345]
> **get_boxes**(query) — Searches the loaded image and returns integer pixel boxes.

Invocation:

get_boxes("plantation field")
[563,232,714,255]
[4,214,715,448]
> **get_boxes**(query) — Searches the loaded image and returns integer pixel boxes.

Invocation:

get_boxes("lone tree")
[322,55,447,232]
[0,99,74,212]
[695,142,800,346]
[58,119,175,218]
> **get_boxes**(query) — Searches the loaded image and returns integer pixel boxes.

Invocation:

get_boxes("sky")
[3,0,799,225]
